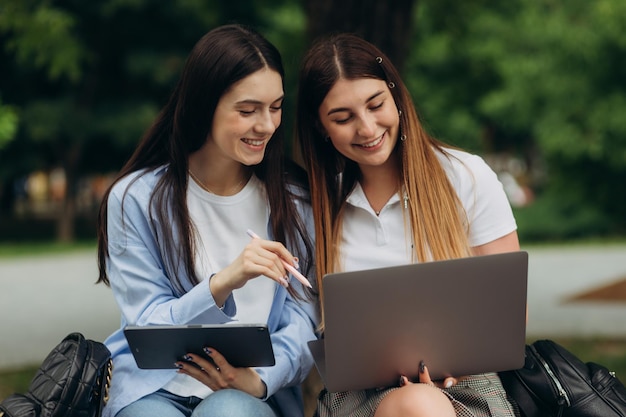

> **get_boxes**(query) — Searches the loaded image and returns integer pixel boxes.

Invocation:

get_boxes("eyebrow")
[235,95,284,106]
[327,90,385,116]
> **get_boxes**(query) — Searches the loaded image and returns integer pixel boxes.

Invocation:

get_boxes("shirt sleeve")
[106,175,235,326]
[445,151,518,247]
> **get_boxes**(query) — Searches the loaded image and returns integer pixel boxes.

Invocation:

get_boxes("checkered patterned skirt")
[314,373,520,417]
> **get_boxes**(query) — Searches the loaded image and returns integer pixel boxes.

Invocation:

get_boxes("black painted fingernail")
[183,354,192,361]
[419,360,426,373]
[175,363,183,369]
[203,347,212,355]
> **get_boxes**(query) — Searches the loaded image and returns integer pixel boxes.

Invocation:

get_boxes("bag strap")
[0,393,40,417]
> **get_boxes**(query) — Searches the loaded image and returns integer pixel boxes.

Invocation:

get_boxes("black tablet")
[124,324,275,369]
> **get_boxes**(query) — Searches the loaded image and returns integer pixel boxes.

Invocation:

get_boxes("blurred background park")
[0,0,625,244]
[1,0,626,411]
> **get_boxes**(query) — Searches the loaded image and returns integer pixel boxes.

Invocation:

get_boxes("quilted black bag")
[0,333,113,417]
[499,339,626,417]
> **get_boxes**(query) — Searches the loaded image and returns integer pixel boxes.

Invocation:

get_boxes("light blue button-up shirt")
[102,166,318,417]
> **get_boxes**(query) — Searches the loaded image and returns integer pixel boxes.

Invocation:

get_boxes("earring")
[400,135,407,141]
[398,110,402,116]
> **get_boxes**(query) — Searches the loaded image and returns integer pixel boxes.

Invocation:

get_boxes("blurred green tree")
[0,98,18,150]
[1,0,625,242]
[0,0,302,241]
[406,0,626,238]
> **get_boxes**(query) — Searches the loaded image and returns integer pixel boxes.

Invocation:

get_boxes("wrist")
[208,272,231,308]
[256,381,268,399]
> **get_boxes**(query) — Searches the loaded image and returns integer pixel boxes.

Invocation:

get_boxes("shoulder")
[435,147,499,190]
[109,166,167,204]
[106,166,169,220]
[436,147,492,175]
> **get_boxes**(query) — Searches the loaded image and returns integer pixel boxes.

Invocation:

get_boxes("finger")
[418,360,434,384]
[176,360,224,392]
[264,251,288,279]
[398,375,411,387]
[176,359,211,382]
[242,244,289,287]
[250,237,298,270]
[183,353,221,375]
[442,377,457,389]
[203,347,231,374]
[252,252,289,287]
[245,240,288,274]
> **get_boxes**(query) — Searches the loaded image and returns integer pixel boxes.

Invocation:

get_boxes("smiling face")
[209,68,284,167]
[318,77,400,170]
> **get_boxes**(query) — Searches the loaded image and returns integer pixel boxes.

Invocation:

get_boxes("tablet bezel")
[124,323,275,369]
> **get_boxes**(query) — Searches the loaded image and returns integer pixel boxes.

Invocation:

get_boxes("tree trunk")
[57,185,76,243]
[304,0,418,73]
[56,144,81,243]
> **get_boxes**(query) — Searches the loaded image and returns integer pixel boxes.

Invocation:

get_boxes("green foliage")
[0,1,85,82]
[514,192,612,242]
[1,0,625,241]
[258,2,308,152]
[0,0,308,177]
[406,0,626,238]
[0,100,18,150]
[470,0,626,169]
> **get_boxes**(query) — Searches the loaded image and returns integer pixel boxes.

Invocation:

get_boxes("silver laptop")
[308,251,528,392]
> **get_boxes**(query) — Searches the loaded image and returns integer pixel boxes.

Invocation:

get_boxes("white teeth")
[243,138,264,146]
[361,134,383,148]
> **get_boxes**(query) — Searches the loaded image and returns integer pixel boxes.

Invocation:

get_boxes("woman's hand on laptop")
[175,347,267,398]
[399,360,457,389]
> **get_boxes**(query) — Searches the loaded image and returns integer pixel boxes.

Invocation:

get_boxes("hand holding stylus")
[246,229,313,288]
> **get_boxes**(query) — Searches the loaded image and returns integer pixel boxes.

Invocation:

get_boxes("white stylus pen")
[246,229,313,289]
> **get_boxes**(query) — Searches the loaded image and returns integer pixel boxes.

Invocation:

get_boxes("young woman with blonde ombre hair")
[296,33,521,417]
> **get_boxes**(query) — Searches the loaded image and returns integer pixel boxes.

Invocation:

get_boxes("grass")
[0,240,96,258]
[0,365,40,401]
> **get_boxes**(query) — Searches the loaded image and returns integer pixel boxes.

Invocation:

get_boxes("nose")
[253,110,278,135]
[356,113,376,138]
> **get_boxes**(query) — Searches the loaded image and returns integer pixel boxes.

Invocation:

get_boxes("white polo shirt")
[340,148,517,272]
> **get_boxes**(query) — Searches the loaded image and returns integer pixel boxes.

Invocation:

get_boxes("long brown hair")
[295,33,471,328]
[97,24,313,298]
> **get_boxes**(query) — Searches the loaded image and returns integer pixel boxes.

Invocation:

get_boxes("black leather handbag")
[0,333,113,417]
[499,339,626,417]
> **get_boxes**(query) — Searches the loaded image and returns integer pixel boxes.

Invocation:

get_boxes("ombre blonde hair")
[295,34,472,330]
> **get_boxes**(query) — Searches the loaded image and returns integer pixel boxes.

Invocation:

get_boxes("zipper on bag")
[530,344,571,408]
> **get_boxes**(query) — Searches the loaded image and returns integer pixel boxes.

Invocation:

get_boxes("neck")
[188,154,250,196]
[359,162,401,215]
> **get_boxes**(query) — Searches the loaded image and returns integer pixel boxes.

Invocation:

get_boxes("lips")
[242,138,266,146]
[357,132,385,148]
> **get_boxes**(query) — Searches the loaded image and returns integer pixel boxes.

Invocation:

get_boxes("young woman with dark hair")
[96,24,317,417]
